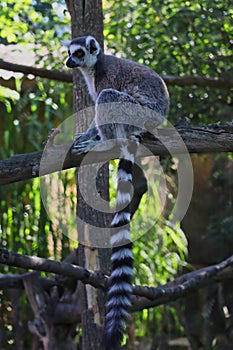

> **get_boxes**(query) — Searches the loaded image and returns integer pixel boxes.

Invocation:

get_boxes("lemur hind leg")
[73,88,148,216]
[73,88,142,153]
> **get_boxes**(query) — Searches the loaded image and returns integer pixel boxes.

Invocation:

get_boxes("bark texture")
[67,1,111,349]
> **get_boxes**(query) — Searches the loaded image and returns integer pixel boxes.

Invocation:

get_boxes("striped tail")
[105,141,138,349]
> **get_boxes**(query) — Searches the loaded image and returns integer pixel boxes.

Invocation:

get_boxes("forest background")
[0,0,232,349]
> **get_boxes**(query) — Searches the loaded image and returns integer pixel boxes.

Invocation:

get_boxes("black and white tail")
[105,140,139,350]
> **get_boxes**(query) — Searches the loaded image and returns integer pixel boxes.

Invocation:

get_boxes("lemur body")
[67,37,168,115]
[65,36,169,349]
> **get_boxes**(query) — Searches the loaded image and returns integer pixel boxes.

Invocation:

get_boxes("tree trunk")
[67,1,111,349]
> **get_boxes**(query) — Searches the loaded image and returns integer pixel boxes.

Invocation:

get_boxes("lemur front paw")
[72,127,102,154]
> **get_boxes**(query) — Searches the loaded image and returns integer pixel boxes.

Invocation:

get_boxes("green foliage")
[0,0,70,68]
[0,2,75,347]
[104,0,232,124]
[0,0,73,251]
[133,220,187,286]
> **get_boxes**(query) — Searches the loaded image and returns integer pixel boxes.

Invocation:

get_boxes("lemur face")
[65,36,100,69]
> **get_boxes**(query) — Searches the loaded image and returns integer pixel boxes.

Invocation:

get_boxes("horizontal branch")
[0,248,107,289]
[0,59,72,83]
[0,123,233,185]
[164,75,233,89]
[0,272,56,290]
[1,59,233,89]
[1,248,233,313]
[131,255,233,311]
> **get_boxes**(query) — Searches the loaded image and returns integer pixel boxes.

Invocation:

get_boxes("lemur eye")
[74,50,85,58]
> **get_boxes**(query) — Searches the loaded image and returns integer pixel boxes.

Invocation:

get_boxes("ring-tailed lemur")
[64,36,169,349]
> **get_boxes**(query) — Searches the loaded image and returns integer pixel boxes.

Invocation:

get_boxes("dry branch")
[1,247,233,312]
[1,59,233,89]
[0,248,107,289]
[23,273,81,346]
[1,123,233,185]
[131,255,233,311]
[0,272,56,290]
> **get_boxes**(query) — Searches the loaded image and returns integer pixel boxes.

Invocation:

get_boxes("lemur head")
[64,36,101,69]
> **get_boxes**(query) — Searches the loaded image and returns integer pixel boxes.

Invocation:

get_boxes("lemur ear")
[61,40,71,48]
[86,36,99,55]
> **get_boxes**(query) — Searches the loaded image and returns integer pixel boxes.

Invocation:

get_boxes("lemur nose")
[66,56,78,68]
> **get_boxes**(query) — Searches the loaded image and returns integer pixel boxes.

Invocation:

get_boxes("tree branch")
[0,248,107,289]
[164,75,233,89]
[0,272,56,290]
[0,123,233,185]
[1,59,233,89]
[131,255,233,311]
[0,59,72,83]
[1,248,233,313]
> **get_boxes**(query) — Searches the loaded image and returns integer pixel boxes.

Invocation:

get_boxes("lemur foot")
[72,127,102,154]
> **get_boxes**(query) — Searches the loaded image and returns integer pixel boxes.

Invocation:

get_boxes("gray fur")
[66,36,169,136]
